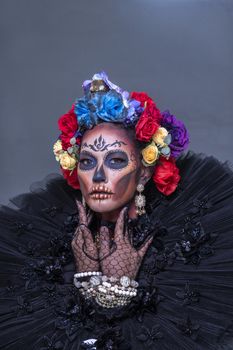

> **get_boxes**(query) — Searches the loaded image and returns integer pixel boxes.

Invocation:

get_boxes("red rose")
[61,168,80,190]
[131,92,155,107]
[146,102,162,123]
[131,91,161,121]
[58,105,78,137]
[135,111,160,142]
[59,134,71,150]
[152,157,180,196]
[58,104,80,150]
[133,91,162,142]
[59,133,81,150]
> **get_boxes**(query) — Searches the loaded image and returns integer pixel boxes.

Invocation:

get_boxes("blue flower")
[75,90,128,130]
[97,90,127,122]
[74,96,98,130]
[128,98,144,117]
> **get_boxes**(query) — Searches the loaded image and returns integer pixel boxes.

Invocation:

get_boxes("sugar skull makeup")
[77,123,142,213]
[54,72,187,197]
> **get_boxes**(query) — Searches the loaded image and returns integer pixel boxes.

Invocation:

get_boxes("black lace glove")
[99,207,153,279]
[71,201,100,273]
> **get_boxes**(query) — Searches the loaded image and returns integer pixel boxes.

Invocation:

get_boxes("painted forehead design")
[81,135,127,152]
[79,133,139,173]
[79,134,138,172]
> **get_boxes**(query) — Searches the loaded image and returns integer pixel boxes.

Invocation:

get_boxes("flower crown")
[53,72,189,196]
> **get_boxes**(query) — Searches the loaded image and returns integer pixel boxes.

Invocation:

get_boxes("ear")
[139,164,155,186]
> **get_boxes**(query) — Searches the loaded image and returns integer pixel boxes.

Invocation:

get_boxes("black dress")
[0,150,233,350]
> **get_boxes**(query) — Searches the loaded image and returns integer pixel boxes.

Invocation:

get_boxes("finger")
[76,200,87,225]
[71,230,84,271]
[123,226,131,245]
[81,224,95,247]
[72,227,84,250]
[87,211,93,226]
[99,226,111,256]
[76,203,96,248]
[114,207,127,243]
[73,222,83,239]
[138,235,153,259]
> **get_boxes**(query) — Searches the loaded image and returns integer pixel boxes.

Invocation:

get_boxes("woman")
[0,72,233,349]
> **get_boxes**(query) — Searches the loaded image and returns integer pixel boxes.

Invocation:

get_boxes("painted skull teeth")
[90,185,113,200]
[91,193,113,200]
[90,185,113,194]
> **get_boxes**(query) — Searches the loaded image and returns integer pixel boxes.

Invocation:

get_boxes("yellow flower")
[53,140,63,155]
[142,143,159,165]
[152,127,168,147]
[59,152,77,170]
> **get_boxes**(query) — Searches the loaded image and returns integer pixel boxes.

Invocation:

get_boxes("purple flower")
[161,110,189,158]
[83,71,124,95]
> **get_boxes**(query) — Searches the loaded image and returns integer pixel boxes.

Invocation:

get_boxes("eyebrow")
[79,150,96,157]
[81,135,127,152]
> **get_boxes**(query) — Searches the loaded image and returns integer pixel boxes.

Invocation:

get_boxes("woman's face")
[77,123,142,213]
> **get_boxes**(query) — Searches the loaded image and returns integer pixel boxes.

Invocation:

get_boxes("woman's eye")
[79,156,97,170]
[80,159,92,165]
[102,150,129,170]
[105,153,129,169]
[110,158,124,164]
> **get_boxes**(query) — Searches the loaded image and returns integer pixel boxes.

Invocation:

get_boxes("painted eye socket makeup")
[79,150,129,171]
[104,150,129,170]
[79,152,97,170]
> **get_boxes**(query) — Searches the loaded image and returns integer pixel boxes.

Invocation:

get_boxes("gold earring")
[135,184,146,215]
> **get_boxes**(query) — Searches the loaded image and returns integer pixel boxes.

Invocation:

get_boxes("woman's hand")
[99,207,153,279]
[71,201,100,273]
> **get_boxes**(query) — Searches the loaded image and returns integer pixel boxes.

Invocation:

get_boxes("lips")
[89,185,113,200]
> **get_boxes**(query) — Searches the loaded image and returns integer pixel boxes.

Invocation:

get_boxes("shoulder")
[0,173,82,215]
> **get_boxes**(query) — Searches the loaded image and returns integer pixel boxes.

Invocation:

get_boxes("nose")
[92,164,107,183]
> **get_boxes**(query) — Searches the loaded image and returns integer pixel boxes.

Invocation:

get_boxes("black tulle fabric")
[0,150,233,350]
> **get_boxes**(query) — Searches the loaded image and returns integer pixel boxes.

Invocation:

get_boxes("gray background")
[0,0,233,204]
